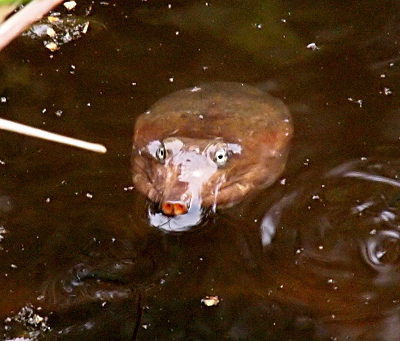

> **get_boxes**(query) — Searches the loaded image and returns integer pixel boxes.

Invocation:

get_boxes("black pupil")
[216,151,225,160]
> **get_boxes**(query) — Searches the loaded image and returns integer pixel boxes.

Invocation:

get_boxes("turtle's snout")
[161,201,189,216]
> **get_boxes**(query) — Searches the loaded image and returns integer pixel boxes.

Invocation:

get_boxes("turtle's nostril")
[173,203,188,215]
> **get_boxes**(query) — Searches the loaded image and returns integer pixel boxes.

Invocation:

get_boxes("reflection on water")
[1,0,400,339]
[259,157,400,339]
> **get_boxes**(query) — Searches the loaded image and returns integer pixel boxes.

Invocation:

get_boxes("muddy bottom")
[1,0,400,340]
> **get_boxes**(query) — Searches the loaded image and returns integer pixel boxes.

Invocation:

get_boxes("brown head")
[132,82,293,231]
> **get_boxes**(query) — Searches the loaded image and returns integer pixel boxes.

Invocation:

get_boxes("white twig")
[0,0,64,51]
[0,118,107,153]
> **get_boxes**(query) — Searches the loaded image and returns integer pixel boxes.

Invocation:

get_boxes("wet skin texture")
[132,82,293,228]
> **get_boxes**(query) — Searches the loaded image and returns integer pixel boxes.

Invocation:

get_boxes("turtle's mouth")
[146,200,214,233]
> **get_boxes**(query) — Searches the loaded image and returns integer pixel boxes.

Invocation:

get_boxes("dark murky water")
[1,0,400,340]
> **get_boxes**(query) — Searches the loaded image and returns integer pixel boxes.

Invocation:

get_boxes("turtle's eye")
[155,144,166,162]
[213,146,229,167]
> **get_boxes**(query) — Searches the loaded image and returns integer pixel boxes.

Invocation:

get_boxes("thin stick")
[0,0,64,51]
[0,118,107,153]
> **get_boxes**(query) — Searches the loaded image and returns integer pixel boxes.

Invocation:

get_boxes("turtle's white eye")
[146,140,166,162]
[147,138,184,163]
[155,144,166,162]
[213,146,229,167]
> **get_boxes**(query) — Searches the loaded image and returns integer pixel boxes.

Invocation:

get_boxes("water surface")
[1,0,400,340]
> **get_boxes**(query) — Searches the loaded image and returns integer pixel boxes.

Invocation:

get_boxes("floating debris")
[307,42,320,50]
[0,0,64,51]
[23,10,92,51]
[63,0,77,11]
[45,41,58,51]
[47,15,60,23]
[201,295,220,307]
[46,27,56,37]
[3,304,50,340]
